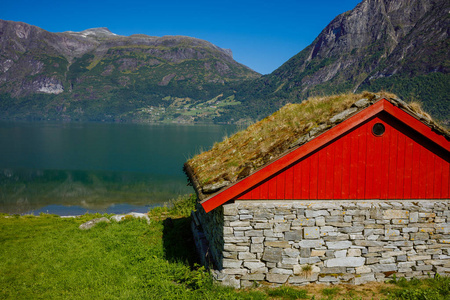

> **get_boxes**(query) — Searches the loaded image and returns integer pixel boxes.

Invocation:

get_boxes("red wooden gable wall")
[237,112,450,201]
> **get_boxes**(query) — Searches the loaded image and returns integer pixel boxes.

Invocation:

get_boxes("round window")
[372,123,385,136]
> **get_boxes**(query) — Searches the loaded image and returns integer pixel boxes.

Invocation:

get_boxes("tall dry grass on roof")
[186,92,398,189]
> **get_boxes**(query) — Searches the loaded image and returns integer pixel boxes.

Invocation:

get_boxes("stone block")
[271,267,293,275]
[222,268,248,275]
[340,226,365,233]
[266,273,289,283]
[245,230,263,237]
[242,273,265,281]
[298,239,324,248]
[292,218,315,227]
[380,257,395,264]
[274,223,291,233]
[299,257,321,264]
[319,276,340,282]
[285,230,302,241]
[392,219,409,225]
[220,274,241,288]
[408,255,432,261]
[304,227,320,239]
[370,264,398,273]
[325,257,365,267]
[254,222,272,229]
[300,247,311,258]
[223,227,234,235]
[252,237,265,243]
[348,249,362,257]
[283,248,300,257]
[410,233,430,241]
[436,224,450,234]
[413,264,433,271]
[305,210,330,218]
[335,250,347,258]
[238,252,256,260]
[282,257,299,265]
[326,241,352,249]
[328,222,352,227]
[403,227,418,233]
[224,244,249,252]
[265,241,290,248]
[350,234,365,240]
[320,266,346,274]
[262,248,283,263]
[316,216,326,226]
[230,221,250,227]
[223,259,242,268]
[243,261,267,273]
[355,265,372,274]
[223,204,238,216]
[311,250,326,257]
[250,243,264,253]
[384,210,409,219]
[353,273,375,285]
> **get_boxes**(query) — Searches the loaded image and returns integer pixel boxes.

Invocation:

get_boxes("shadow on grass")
[162,216,199,267]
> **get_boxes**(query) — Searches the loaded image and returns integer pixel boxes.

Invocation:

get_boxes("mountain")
[0,20,259,122]
[222,0,449,125]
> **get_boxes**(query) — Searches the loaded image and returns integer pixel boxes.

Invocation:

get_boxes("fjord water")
[0,122,237,215]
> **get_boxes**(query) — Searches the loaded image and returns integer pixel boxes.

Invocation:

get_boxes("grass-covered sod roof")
[184,92,449,200]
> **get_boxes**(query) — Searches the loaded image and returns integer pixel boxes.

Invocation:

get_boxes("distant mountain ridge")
[0,0,448,124]
[223,0,449,124]
[0,20,259,122]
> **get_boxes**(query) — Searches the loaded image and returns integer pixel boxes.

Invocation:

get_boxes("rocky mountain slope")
[224,0,449,124]
[0,20,259,122]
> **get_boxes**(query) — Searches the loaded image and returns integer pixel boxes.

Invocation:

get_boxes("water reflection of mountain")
[0,169,192,214]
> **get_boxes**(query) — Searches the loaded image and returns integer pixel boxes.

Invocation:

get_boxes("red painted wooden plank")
[365,119,375,199]
[251,182,261,200]
[285,165,294,199]
[318,148,327,199]
[333,137,343,199]
[418,146,427,199]
[387,129,398,198]
[426,152,435,199]
[357,125,367,199]
[442,160,449,199]
[309,152,319,200]
[434,156,443,199]
[379,123,391,199]
[341,133,351,199]
[268,175,277,199]
[293,161,302,199]
[395,132,406,199]
[276,170,286,199]
[410,141,420,198]
[403,136,414,199]
[325,142,335,199]
[301,158,310,199]
[260,179,269,200]
[372,118,384,199]
[349,126,358,199]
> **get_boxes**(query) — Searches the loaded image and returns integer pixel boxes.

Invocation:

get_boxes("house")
[184,93,450,288]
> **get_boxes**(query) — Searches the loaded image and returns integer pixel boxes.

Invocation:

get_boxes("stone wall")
[193,199,450,288]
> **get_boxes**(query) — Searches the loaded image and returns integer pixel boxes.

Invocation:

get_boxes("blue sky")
[2,0,361,74]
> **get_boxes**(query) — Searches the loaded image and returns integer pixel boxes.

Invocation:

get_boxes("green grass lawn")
[0,196,448,299]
